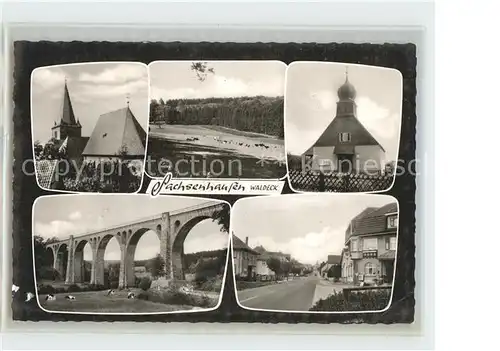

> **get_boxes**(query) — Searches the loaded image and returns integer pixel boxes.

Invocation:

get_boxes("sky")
[34,195,228,261]
[232,194,397,265]
[149,61,286,100]
[31,63,149,143]
[285,62,402,161]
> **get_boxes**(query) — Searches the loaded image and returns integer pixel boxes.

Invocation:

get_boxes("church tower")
[335,67,357,118]
[51,80,82,140]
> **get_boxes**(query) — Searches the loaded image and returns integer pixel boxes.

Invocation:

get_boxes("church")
[301,69,386,174]
[36,81,146,189]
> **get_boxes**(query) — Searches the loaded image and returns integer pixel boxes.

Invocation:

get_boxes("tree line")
[149,96,285,138]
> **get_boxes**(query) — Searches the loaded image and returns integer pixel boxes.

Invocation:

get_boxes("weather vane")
[126,93,130,107]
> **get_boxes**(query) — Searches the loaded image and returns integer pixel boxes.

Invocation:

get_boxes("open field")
[147,125,286,178]
[38,289,198,313]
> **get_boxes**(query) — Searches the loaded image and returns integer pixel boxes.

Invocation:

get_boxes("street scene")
[33,194,230,314]
[147,61,287,179]
[231,194,398,312]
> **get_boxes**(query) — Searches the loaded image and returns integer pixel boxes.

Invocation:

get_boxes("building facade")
[320,255,342,278]
[341,202,398,285]
[301,68,386,174]
[232,235,258,279]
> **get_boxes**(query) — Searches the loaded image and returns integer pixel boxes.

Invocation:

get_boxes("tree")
[191,62,215,82]
[33,235,60,279]
[145,254,165,279]
[33,140,43,160]
[211,203,230,232]
[327,264,342,280]
[266,257,283,279]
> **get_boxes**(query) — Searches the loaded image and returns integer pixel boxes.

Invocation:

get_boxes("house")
[255,252,276,278]
[319,255,342,278]
[254,245,291,262]
[341,202,398,285]
[232,235,259,279]
[301,68,386,174]
[36,81,146,187]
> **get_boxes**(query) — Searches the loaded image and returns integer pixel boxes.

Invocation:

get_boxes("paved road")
[237,276,322,311]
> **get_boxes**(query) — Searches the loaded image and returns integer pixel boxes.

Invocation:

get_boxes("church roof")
[82,106,146,157]
[305,114,385,153]
[59,82,78,126]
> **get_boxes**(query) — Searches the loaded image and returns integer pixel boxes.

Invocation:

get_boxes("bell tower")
[51,79,82,140]
[336,66,358,118]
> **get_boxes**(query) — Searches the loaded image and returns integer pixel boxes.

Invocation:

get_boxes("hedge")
[310,289,391,312]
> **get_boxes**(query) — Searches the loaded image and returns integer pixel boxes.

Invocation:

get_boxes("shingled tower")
[51,80,82,140]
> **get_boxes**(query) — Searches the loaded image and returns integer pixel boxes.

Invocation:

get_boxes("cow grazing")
[127,292,135,299]
[65,295,76,300]
[45,294,56,301]
[106,289,115,296]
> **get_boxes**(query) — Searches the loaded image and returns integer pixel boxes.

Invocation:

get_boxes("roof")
[378,251,396,260]
[232,236,259,254]
[59,136,89,160]
[345,203,398,242]
[82,106,146,157]
[59,82,78,125]
[327,255,342,265]
[36,160,58,188]
[302,112,385,155]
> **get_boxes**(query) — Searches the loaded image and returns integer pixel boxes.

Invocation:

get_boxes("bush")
[310,289,391,312]
[146,289,215,308]
[67,284,81,293]
[139,277,152,291]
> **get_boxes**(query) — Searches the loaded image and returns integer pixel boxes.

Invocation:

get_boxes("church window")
[339,132,351,142]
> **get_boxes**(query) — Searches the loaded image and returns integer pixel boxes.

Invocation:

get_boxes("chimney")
[245,237,249,245]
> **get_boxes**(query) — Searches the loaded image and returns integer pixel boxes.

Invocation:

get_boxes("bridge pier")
[65,236,75,285]
[160,213,172,280]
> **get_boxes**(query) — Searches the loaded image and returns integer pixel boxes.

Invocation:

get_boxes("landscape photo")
[31,62,149,193]
[231,194,399,312]
[33,195,230,314]
[146,61,287,179]
[285,62,402,193]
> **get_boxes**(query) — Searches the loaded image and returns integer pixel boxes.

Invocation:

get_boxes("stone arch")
[73,239,92,283]
[54,243,68,281]
[94,233,120,286]
[171,216,211,280]
[124,227,162,287]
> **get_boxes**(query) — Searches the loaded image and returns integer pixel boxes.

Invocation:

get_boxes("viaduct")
[44,201,226,288]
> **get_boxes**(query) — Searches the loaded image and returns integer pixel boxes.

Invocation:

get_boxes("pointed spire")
[345,66,349,82]
[126,93,130,108]
[60,79,78,125]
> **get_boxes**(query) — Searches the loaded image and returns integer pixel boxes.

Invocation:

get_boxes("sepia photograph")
[146,61,287,179]
[32,194,230,314]
[285,62,402,193]
[31,62,149,193]
[231,194,398,312]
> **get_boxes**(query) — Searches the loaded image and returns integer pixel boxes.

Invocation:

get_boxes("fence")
[288,170,394,192]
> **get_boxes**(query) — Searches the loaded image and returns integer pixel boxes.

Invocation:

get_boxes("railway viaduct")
[45,201,226,288]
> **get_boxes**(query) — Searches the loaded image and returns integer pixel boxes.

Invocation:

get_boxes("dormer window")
[387,215,398,229]
[339,132,351,143]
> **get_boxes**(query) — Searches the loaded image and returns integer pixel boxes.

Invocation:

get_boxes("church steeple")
[336,66,358,117]
[51,79,82,140]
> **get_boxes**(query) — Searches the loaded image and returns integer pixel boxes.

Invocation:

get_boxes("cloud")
[76,79,148,102]
[185,232,228,254]
[68,211,82,220]
[79,64,147,85]
[251,226,345,265]
[32,68,66,91]
[35,220,80,239]
[151,74,284,100]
